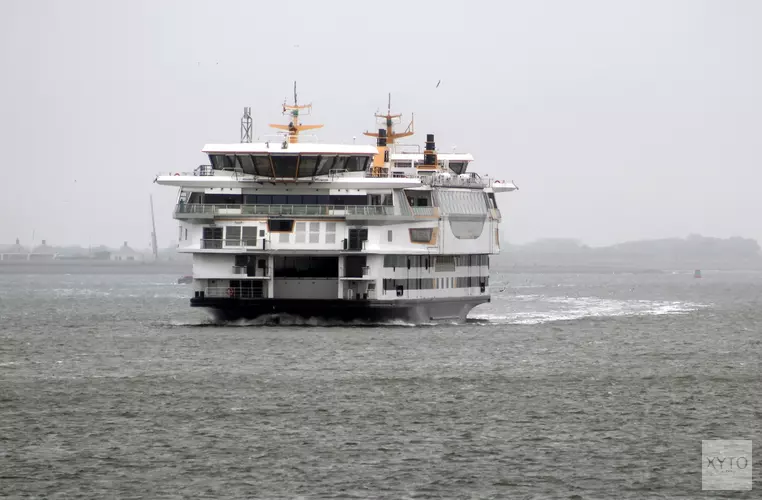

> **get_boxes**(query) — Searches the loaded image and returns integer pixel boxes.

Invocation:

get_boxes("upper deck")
[203,142,379,179]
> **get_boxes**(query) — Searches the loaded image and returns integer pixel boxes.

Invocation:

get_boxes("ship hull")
[191,296,490,323]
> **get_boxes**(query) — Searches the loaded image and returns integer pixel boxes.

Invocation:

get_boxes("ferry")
[154,89,517,322]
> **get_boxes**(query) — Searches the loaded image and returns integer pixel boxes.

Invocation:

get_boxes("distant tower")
[149,195,159,261]
[240,107,253,143]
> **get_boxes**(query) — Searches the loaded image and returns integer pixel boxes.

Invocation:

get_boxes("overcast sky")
[1,0,760,248]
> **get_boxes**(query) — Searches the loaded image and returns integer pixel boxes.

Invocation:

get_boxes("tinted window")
[346,156,369,172]
[268,219,294,232]
[298,156,319,177]
[271,156,298,177]
[449,161,467,175]
[271,195,286,205]
[287,195,301,205]
[237,155,255,174]
[315,156,336,176]
[333,156,348,172]
[302,195,317,205]
[209,154,232,170]
[252,156,271,176]
[410,228,433,243]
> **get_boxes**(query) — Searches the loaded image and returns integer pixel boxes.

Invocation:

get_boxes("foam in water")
[471,295,708,325]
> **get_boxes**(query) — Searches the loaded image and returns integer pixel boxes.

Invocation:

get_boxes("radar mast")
[269,82,323,143]
[363,93,414,145]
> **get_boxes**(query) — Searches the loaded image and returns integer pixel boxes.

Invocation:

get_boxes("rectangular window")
[184,228,188,241]
[271,155,298,177]
[387,230,393,242]
[435,255,455,272]
[225,226,241,246]
[309,222,320,243]
[325,222,336,244]
[268,219,294,232]
[202,227,223,249]
[410,228,433,243]
[295,222,306,243]
[279,232,290,243]
[242,226,258,246]
[297,156,319,178]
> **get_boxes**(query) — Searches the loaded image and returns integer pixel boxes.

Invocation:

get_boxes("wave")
[470,296,708,325]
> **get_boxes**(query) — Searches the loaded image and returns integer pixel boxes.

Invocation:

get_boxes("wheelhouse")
[203,143,378,179]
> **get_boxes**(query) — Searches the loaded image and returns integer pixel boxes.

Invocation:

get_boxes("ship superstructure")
[155,91,517,322]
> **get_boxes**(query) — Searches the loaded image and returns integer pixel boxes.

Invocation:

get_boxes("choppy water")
[1,268,760,498]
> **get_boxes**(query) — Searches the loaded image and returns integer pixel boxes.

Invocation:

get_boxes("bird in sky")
[436,80,441,88]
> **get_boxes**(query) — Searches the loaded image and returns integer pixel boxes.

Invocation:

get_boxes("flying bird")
[436,80,441,88]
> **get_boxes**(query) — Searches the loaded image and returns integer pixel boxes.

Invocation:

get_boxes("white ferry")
[154,90,517,322]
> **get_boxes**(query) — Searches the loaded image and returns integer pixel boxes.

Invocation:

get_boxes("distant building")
[111,241,143,261]
[0,238,30,261]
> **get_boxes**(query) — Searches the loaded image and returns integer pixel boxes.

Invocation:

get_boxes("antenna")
[149,195,158,261]
[269,81,323,143]
[363,92,415,144]
[240,107,252,143]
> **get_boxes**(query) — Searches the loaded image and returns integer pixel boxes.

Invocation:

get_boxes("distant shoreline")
[0,260,192,275]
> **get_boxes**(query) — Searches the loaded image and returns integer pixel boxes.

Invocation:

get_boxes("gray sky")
[1,0,760,248]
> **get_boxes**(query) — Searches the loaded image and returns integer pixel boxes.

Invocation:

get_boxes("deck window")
[295,222,306,243]
[448,161,467,175]
[325,222,336,244]
[410,228,433,243]
[298,156,319,177]
[268,219,294,232]
[271,155,298,177]
[209,154,233,170]
[225,226,241,246]
[346,156,370,172]
[332,156,348,173]
[251,156,271,176]
[315,156,336,176]
[242,226,258,246]
[237,155,255,174]
[309,222,320,243]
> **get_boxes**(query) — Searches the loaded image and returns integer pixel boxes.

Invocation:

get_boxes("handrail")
[411,206,438,216]
[205,286,266,299]
[176,204,397,217]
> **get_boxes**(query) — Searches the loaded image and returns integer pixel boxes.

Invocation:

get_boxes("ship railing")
[411,206,439,217]
[418,174,489,188]
[257,133,320,144]
[176,203,396,218]
[362,171,489,187]
[205,286,266,299]
[194,165,215,176]
[388,143,422,153]
[201,239,261,250]
[200,239,224,249]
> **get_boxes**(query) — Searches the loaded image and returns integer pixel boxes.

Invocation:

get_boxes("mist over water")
[2,265,760,498]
